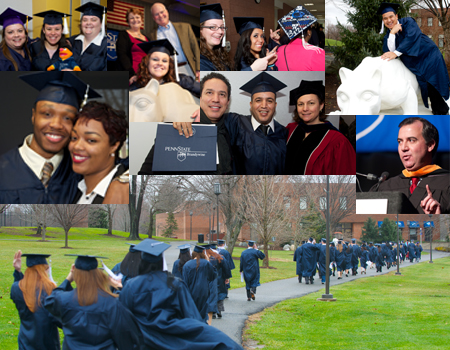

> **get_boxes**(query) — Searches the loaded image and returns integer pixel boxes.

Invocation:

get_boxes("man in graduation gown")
[317,238,328,284]
[240,240,265,301]
[379,2,450,115]
[293,241,304,283]
[371,117,449,213]
[408,240,417,262]
[351,238,361,275]
[0,72,100,204]
[300,237,320,284]
[217,239,235,296]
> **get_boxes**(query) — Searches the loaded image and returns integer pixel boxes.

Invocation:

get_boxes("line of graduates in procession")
[294,237,424,283]
[0,2,107,72]
[10,238,243,350]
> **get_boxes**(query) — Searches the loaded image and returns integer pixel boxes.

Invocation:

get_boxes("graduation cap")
[75,2,107,37]
[320,238,326,243]
[0,7,32,29]
[125,243,137,253]
[217,239,226,245]
[240,72,286,97]
[233,17,264,36]
[210,243,217,249]
[301,240,306,244]
[20,71,101,110]
[177,244,191,254]
[308,237,314,242]
[21,253,50,267]
[133,239,170,263]
[278,5,317,40]
[377,2,400,15]
[200,3,223,23]
[289,80,325,105]
[202,244,211,250]
[138,39,180,82]
[330,242,335,246]
[247,240,255,247]
[193,245,205,253]
[65,254,107,271]
[369,241,374,244]
[351,238,356,243]
[34,10,70,35]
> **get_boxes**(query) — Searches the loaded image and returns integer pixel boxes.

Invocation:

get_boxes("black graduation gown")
[29,39,59,71]
[0,148,79,204]
[182,259,217,322]
[119,270,243,350]
[68,35,107,71]
[44,279,142,350]
[0,46,31,71]
[300,243,320,277]
[240,248,265,289]
[293,246,303,275]
[382,17,450,107]
[224,114,287,175]
[10,271,61,350]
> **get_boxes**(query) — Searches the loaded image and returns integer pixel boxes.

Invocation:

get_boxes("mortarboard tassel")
[101,7,106,37]
[63,14,69,35]
[379,20,385,34]
[222,10,226,48]
[80,84,90,110]
[26,16,29,32]
[174,50,179,82]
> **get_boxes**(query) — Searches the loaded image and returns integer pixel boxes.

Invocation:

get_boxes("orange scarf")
[402,164,441,178]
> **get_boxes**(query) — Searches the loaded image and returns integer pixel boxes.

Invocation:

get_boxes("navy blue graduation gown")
[375,251,385,268]
[330,246,336,262]
[44,279,141,350]
[182,259,217,322]
[300,243,320,277]
[218,248,235,270]
[317,244,327,276]
[240,248,265,289]
[417,245,423,258]
[335,247,346,269]
[224,114,287,175]
[172,259,183,279]
[344,244,353,270]
[120,270,242,350]
[210,255,232,302]
[111,262,121,274]
[369,246,377,262]
[68,35,107,71]
[0,46,31,71]
[29,39,59,71]
[382,17,450,107]
[408,243,417,259]
[351,244,360,267]
[293,246,303,275]
[0,148,79,204]
[360,251,369,268]
[10,271,61,350]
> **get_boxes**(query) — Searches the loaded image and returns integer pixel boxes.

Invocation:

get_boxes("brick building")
[411,9,445,49]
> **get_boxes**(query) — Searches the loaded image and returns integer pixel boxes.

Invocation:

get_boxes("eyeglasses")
[201,26,227,31]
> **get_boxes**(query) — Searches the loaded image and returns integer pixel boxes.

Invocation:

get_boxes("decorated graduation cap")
[21,253,50,267]
[233,17,264,36]
[377,2,400,34]
[278,5,317,40]
[0,7,32,29]
[177,243,191,254]
[125,243,137,253]
[194,245,205,253]
[65,254,107,271]
[75,2,107,37]
[240,72,286,97]
[289,80,325,105]
[133,239,170,263]
[20,71,101,110]
[138,39,180,82]
[34,10,71,35]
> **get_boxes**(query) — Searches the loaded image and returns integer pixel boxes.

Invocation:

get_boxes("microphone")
[375,171,389,191]
[356,172,378,181]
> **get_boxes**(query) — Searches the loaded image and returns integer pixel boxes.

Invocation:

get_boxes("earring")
[111,153,115,157]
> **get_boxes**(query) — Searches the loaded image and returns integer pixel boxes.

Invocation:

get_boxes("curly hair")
[1,27,32,71]
[234,28,267,71]
[75,101,128,157]
[292,94,326,123]
[200,22,233,71]
[136,53,176,87]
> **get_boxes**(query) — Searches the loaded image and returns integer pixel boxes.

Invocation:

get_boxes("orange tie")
[409,177,419,194]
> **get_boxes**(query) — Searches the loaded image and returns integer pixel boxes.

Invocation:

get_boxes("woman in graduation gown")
[285,80,356,175]
[119,239,243,350]
[29,10,71,71]
[335,241,345,279]
[10,251,61,350]
[200,3,233,71]
[69,101,129,204]
[0,8,32,71]
[171,244,192,279]
[44,255,142,349]
[68,2,107,71]
[129,39,200,97]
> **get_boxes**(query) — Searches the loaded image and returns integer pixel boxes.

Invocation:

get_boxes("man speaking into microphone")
[369,117,449,214]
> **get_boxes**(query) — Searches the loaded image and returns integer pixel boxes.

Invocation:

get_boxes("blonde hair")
[72,267,117,306]
[19,264,56,313]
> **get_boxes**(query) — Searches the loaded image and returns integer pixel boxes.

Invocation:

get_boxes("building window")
[427,18,432,26]
[319,196,326,210]
[417,17,422,27]
[409,228,418,241]
[336,223,352,235]
[284,196,290,209]
[339,196,347,210]
[299,197,307,210]
[439,35,444,48]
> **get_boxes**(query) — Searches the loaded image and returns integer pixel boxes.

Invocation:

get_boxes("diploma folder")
[152,123,217,172]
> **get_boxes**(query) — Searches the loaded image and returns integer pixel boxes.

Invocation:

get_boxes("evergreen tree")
[334,0,414,70]
[88,207,108,229]
[163,212,178,237]
[379,218,397,242]
[300,202,326,241]
[361,217,379,242]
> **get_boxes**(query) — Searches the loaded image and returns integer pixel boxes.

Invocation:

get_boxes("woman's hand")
[129,75,138,85]
[67,264,75,283]
[250,50,277,71]
[270,29,281,44]
[109,277,123,289]
[266,47,278,66]
[13,250,22,272]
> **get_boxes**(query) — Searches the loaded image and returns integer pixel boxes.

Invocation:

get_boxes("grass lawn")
[244,257,450,350]
[325,38,343,46]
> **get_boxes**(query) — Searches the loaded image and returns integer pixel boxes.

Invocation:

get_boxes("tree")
[379,218,398,242]
[129,176,149,240]
[334,0,414,70]
[299,202,326,241]
[49,205,87,248]
[88,206,108,229]
[163,212,178,237]
[361,217,380,242]
[0,204,10,215]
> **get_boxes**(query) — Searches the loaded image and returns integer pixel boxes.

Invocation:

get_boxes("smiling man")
[371,117,449,214]
[0,72,100,204]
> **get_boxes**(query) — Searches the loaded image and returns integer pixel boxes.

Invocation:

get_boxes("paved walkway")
[211,251,450,345]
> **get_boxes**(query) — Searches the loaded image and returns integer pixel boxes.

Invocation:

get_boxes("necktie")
[409,177,419,194]
[41,162,54,187]
[260,125,269,136]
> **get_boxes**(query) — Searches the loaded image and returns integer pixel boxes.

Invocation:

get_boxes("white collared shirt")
[18,134,63,179]
[75,32,103,54]
[76,164,119,204]
[387,33,402,57]
[251,116,275,134]
[156,21,188,63]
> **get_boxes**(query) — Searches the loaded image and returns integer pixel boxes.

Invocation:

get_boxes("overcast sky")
[326,0,352,26]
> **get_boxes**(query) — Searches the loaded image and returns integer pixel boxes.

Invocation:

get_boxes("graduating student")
[375,245,385,272]
[335,240,346,279]
[171,243,192,279]
[68,2,107,71]
[300,237,320,284]
[408,240,417,262]
[360,245,370,274]
[217,239,235,295]
[351,238,360,276]
[343,241,353,277]
[317,238,328,284]
[10,251,61,350]
[44,254,142,349]
[240,240,265,300]
[120,239,242,350]
[114,243,141,288]
[293,241,304,283]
